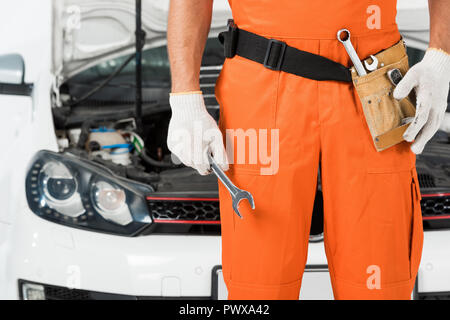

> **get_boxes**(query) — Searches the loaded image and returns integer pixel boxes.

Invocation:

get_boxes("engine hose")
[140,147,176,168]
[77,119,98,149]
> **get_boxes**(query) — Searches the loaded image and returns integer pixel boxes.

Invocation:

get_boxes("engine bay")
[51,37,225,195]
[52,104,219,195]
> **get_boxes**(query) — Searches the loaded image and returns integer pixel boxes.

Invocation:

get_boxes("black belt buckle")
[264,39,286,71]
[223,19,238,58]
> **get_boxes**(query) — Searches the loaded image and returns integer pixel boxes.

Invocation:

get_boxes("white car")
[0,0,449,300]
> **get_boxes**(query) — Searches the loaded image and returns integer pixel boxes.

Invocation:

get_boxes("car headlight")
[39,161,84,217]
[26,150,153,236]
[92,180,132,225]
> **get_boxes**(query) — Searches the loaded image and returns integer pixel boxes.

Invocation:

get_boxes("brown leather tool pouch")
[352,41,416,151]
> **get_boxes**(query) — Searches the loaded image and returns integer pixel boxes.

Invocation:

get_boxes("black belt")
[218,20,352,82]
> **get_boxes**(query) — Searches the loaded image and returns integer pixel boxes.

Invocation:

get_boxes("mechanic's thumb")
[393,69,418,100]
[210,140,229,172]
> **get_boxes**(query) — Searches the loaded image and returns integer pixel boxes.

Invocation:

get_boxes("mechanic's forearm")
[428,0,450,53]
[168,0,213,93]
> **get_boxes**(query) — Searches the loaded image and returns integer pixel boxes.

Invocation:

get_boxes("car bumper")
[3,206,334,300]
[14,239,333,300]
[1,208,222,299]
[415,229,450,299]
[3,207,450,300]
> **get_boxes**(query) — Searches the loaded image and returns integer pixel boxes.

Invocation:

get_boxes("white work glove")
[167,92,228,175]
[394,48,450,154]
[439,112,450,134]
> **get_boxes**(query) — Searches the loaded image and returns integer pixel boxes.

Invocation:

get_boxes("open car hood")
[52,0,231,81]
[52,0,428,80]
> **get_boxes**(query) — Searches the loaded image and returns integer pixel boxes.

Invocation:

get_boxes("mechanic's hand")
[167,92,228,175]
[394,48,450,154]
[439,112,450,134]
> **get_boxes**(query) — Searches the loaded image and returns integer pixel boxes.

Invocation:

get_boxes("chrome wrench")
[337,29,367,76]
[207,153,255,219]
[364,55,379,72]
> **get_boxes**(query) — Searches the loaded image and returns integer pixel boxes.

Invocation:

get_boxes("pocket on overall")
[409,169,424,280]
[215,56,280,176]
[362,168,424,286]
[352,42,416,152]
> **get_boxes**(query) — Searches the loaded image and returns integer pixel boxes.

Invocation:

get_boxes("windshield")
[69,38,224,89]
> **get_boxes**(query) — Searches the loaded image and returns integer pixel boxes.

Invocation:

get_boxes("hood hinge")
[52,73,64,108]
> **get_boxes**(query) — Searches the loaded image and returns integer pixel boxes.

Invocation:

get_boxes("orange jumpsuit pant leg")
[215,0,423,300]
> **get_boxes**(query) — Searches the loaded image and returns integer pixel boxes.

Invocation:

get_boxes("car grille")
[421,194,450,217]
[147,197,220,224]
[146,192,450,231]
[19,280,209,300]
[421,193,450,230]
[44,285,92,300]
[415,291,450,300]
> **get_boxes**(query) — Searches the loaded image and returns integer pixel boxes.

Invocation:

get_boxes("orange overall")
[215,0,424,299]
